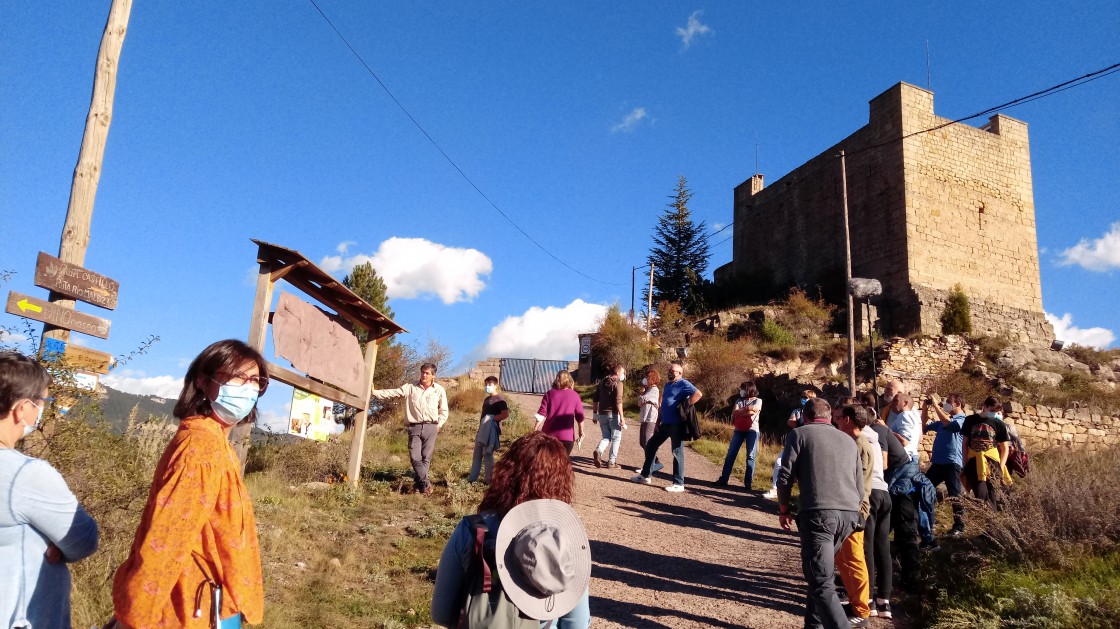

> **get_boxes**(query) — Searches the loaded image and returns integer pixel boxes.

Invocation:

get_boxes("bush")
[759,319,796,346]
[593,303,657,373]
[688,335,758,408]
[941,283,973,336]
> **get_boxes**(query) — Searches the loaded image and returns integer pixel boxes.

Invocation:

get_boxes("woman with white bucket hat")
[431,432,591,628]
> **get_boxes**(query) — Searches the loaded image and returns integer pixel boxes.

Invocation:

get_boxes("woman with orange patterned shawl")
[111,340,269,629]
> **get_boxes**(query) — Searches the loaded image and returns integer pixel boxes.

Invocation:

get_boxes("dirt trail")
[505,393,900,629]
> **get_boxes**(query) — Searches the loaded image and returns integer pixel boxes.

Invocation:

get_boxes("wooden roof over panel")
[251,239,407,341]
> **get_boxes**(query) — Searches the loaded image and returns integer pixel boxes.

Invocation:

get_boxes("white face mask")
[641,377,648,387]
[618,373,626,382]
[485,385,496,394]
[740,389,747,398]
[982,410,1003,421]
[21,399,46,438]
[942,401,954,413]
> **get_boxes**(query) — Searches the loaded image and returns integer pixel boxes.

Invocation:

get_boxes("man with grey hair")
[631,361,701,492]
[777,397,865,629]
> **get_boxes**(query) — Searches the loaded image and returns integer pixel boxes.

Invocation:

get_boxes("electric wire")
[306,0,625,286]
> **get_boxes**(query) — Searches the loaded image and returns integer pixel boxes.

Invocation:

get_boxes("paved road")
[503,392,900,628]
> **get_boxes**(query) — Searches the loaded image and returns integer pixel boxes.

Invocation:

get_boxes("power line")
[306,0,625,286]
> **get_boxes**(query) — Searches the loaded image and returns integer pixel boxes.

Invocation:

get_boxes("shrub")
[759,319,796,346]
[593,303,658,372]
[688,335,758,408]
[448,381,486,412]
[1064,344,1120,370]
[941,283,973,336]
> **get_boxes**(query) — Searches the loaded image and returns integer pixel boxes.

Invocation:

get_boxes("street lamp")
[848,278,883,401]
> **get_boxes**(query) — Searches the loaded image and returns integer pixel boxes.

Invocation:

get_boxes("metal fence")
[499,358,571,394]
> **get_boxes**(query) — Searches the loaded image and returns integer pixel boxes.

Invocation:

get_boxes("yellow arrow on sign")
[17,298,43,314]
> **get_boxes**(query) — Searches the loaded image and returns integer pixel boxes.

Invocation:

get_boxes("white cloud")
[102,369,184,399]
[611,107,648,133]
[1058,222,1120,272]
[337,240,356,254]
[457,299,609,372]
[1046,312,1115,349]
[0,330,29,345]
[320,237,492,304]
[676,10,712,48]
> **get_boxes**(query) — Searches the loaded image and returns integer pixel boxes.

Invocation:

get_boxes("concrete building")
[713,82,1053,344]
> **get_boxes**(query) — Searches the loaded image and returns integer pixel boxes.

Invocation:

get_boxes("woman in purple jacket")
[534,370,586,455]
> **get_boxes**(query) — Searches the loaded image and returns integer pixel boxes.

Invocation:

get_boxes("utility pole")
[44,0,133,345]
[630,266,637,325]
[840,151,856,395]
[646,263,655,340]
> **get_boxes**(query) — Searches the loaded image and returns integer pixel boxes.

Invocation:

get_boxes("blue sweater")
[1,449,99,629]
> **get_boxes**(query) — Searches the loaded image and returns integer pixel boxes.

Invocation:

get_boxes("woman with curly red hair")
[431,432,591,627]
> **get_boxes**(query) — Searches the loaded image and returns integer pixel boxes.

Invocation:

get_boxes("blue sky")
[3,2,1117,428]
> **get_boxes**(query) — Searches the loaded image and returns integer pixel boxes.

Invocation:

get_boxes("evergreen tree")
[940,283,973,336]
[647,176,711,314]
[341,262,403,426]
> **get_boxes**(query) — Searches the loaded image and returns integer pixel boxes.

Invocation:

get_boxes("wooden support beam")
[234,261,276,471]
[268,260,309,283]
[264,361,365,409]
[347,339,379,488]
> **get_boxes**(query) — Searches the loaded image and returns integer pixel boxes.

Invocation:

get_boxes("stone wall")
[467,358,501,382]
[871,335,1120,455]
[714,82,1052,344]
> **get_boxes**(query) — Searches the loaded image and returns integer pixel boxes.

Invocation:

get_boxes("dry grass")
[690,416,783,491]
[920,447,1120,628]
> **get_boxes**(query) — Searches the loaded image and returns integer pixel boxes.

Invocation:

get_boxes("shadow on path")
[590,540,805,619]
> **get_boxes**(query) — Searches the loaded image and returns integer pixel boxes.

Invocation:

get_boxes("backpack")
[968,421,997,453]
[457,514,552,629]
[1007,447,1030,478]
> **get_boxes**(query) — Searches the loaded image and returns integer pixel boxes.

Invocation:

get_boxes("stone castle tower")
[713,82,1053,344]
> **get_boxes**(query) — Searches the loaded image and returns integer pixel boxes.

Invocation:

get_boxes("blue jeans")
[640,422,686,486]
[718,429,759,488]
[595,412,622,464]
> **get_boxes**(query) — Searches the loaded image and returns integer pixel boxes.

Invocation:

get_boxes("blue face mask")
[800,397,809,406]
[21,400,46,438]
[211,382,259,425]
[982,410,1003,421]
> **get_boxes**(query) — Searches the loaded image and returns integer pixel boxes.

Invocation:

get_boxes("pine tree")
[341,262,403,426]
[940,283,973,336]
[647,176,711,314]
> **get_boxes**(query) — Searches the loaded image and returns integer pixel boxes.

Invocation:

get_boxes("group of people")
[775,379,1024,628]
[3,336,1029,629]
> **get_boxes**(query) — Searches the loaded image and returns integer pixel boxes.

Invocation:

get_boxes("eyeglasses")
[213,372,268,392]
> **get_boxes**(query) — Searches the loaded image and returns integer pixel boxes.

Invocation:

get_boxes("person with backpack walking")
[469,376,510,484]
[716,381,762,490]
[590,364,627,469]
[431,432,592,628]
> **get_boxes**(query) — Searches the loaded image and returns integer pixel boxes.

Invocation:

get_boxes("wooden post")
[45,0,133,344]
[840,150,857,395]
[235,261,275,471]
[646,263,655,340]
[347,339,380,488]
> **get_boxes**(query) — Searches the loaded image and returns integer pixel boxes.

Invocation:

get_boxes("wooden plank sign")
[5,292,111,339]
[40,338,113,374]
[34,252,119,310]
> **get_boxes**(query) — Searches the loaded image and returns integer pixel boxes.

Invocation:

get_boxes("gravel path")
[506,393,902,629]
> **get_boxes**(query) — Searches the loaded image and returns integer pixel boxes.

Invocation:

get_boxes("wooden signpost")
[34,252,119,310]
[6,292,111,339]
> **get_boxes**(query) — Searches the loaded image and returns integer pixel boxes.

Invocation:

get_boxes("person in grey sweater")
[777,398,865,629]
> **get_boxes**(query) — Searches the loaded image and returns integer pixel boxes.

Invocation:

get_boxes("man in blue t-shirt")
[631,361,702,492]
[923,393,966,536]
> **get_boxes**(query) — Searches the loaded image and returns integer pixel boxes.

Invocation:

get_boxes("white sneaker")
[630,474,652,484]
[665,484,686,493]
[651,462,665,473]
[762,487,778,499]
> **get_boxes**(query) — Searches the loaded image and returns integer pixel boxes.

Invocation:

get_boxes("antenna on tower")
[754,132,759,175]
[925,40,932,90]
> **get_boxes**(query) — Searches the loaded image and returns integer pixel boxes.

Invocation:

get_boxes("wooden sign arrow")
[34,252,119,310]
[5,291,111,339]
